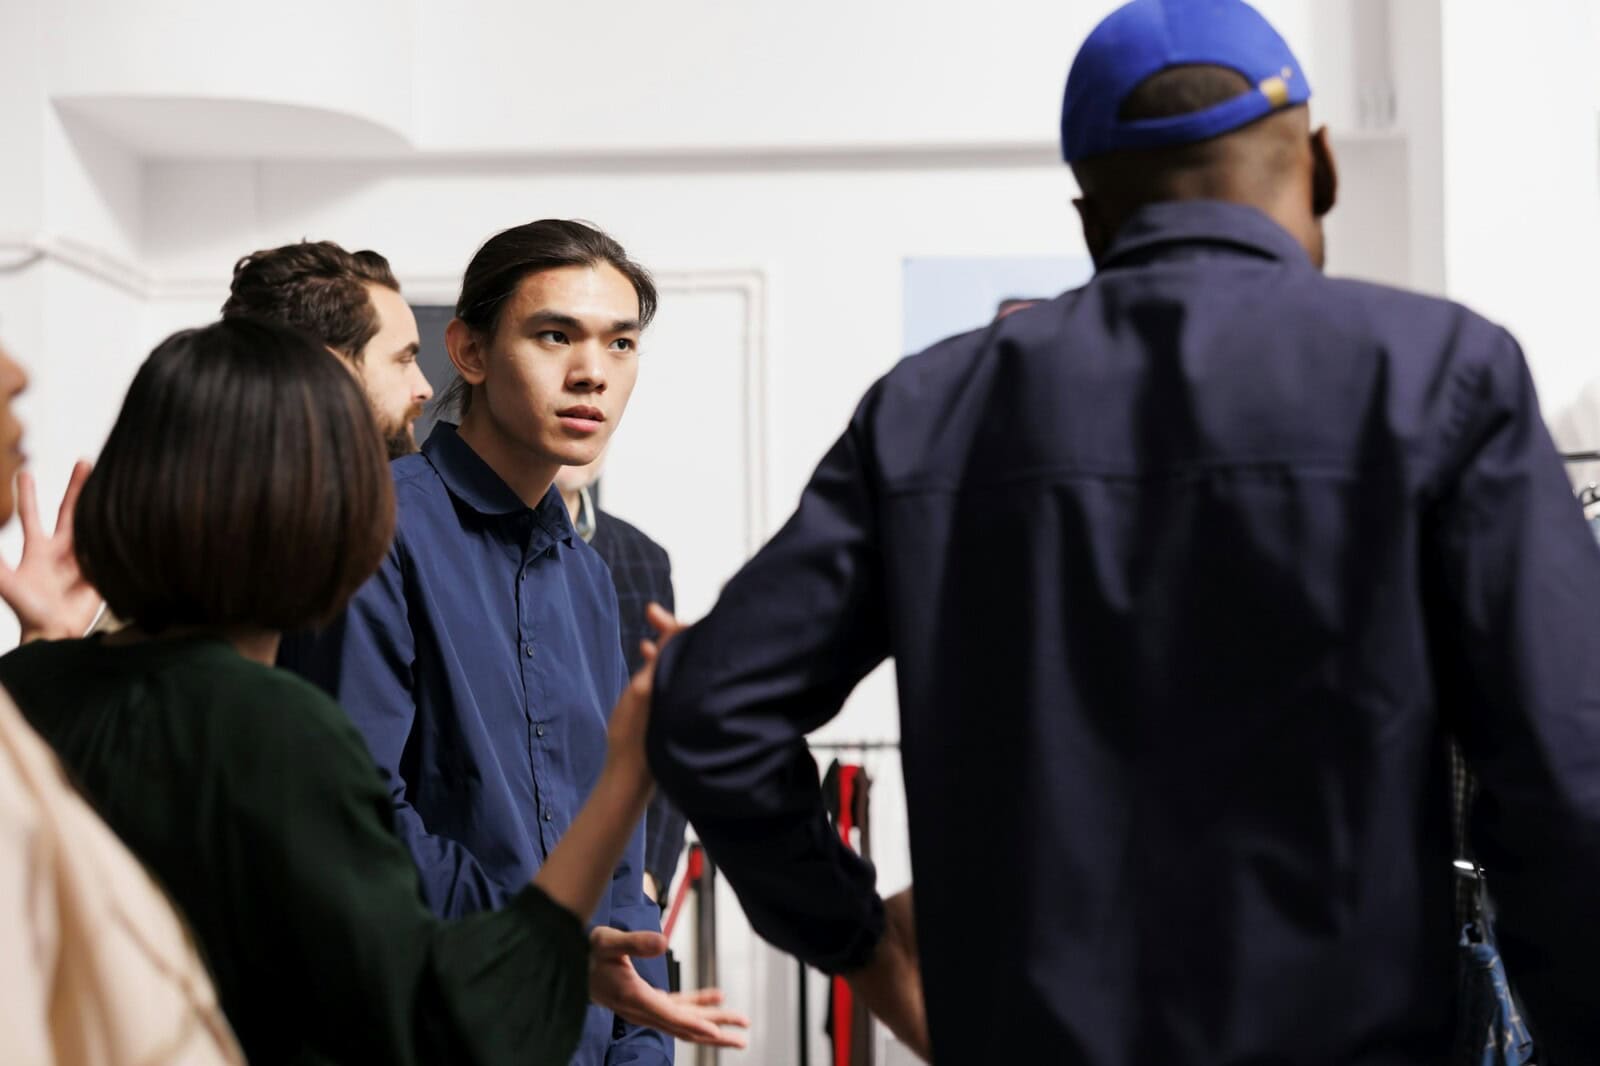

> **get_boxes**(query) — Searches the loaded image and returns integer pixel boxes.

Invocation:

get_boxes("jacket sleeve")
[1422,327,1600,1059]
[648,398,889,975]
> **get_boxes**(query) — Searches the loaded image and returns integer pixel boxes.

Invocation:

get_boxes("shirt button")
[543,810,553,822]
[523,643,535,658]
[535,725,546,737]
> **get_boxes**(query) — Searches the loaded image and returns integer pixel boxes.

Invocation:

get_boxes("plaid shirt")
[586,499,688,890]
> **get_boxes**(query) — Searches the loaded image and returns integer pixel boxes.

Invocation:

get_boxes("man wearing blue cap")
[648,1,1600,1061]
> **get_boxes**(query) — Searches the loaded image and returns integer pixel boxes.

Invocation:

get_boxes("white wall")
[44,0,416,155]
[415,0,1320,154]
[0,1,149,649]
[1439,0,1600,407]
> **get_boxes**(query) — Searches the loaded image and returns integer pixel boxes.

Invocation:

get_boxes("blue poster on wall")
[901,255,1094,355]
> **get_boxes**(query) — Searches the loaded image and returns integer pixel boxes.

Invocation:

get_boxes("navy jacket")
[649,201,1600,1064]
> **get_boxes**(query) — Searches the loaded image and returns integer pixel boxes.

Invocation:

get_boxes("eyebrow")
[391,341,420,358]
[525,310,642,334]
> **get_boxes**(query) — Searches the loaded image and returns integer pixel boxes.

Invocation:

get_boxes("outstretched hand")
[589,926,750,1048]
[0,460,103,643]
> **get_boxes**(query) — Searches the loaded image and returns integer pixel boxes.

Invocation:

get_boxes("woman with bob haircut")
[0,317,746,1065]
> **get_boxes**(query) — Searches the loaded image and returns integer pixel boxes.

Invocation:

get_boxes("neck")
[561,486,582,525]
[456,408,560,511]
[106,624,281,665]
[229,628,282,666]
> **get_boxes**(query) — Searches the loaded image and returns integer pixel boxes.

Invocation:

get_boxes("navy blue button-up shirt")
[282,422,671,1066]
[649,202,1600,1064]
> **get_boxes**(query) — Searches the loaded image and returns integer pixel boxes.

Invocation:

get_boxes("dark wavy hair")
[221,240,401,361]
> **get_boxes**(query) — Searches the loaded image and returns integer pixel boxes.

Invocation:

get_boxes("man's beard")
[379,410,422,459]
[385,427,418,460]
[380,402,425,460]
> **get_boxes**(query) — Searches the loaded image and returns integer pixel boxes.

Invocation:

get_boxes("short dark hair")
[1117,64,1252,122]
[221,241,400,361]
[76,318,396,633]
[435,219,657,419]
[1074,64,1296,201]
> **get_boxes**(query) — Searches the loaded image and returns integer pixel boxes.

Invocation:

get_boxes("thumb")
[590,927,668,961]
[645,602,685,646]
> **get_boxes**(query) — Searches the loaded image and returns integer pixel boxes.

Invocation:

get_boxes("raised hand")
[606,602,685,759]
[0,460,103,642]
[588,926,750,1048]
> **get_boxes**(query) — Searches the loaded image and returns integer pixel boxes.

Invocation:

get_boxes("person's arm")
[278,538,517,916]
[1422,328,1600,1059]
[648,398,891,977]
[642,560,689,897]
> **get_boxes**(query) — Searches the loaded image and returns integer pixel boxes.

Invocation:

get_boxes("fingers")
[589,926,667,960]
[55,459,91,536]
[644,602,685,646]
[599,975,750,1047]
[643,1011,748,1049]
[670,1006,751,1048]
[16,470,39,537]
[684,1005,750,1029]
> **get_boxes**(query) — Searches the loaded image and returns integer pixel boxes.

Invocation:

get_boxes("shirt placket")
[517,532,561,860]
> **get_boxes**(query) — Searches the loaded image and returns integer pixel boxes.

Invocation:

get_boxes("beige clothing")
[0,688,243,1066]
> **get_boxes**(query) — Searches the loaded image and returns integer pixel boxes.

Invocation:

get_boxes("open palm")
[0,461,103,642]
[589,926,749,1048]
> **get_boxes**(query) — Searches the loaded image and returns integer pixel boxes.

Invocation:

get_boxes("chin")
[551,440,605,467]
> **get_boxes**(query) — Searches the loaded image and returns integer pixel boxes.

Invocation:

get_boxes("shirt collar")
[574,485,597,543]
[422,422,577,545]
[1097,200,1312,272]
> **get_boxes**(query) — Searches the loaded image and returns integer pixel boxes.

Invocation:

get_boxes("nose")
[412,362,433,403]
[0,347,28,399]
[565,340,607,394]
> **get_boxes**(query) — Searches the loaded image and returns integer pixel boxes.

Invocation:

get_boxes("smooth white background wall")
[2,1,1599,1062]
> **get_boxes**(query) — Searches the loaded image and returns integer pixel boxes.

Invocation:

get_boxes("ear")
[1073,196,1112,267]
[444,317,488,386]
[1310,125,1338,218]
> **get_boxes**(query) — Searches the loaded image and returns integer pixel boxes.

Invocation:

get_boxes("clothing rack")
[809,740,900,752]
[1562,451,1600,464]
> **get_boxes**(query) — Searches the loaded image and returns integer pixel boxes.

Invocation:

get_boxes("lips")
[556,406,604,423]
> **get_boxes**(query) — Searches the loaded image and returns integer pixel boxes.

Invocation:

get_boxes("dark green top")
[0,635,590,1066]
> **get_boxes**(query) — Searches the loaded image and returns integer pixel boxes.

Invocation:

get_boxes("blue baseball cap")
[1061,0,1311,164]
